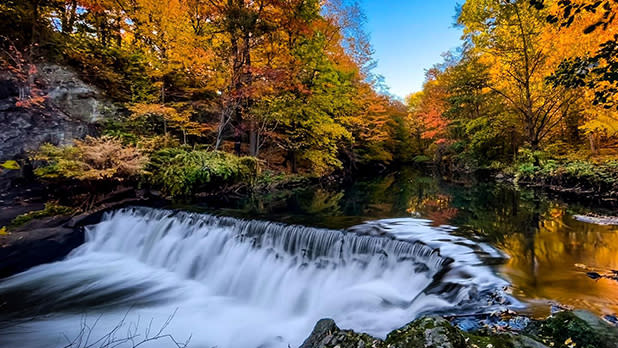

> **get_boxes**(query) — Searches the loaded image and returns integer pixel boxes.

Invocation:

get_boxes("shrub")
[146,149,258,197]
[34,136,148,182]
[517,162,537,178]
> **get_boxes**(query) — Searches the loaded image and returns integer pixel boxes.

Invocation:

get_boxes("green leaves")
[147,149,258,197]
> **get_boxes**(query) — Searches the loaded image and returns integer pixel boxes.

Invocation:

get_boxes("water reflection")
[193,167,618,316]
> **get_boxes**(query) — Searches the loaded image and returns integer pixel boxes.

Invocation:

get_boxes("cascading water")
[0,207,512,348]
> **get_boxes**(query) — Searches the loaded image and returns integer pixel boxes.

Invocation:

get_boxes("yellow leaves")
[1,160,20,170]
[34,136,148,182]
[0,226,7,235]
[130,103,208,140]
[565,337,576,348]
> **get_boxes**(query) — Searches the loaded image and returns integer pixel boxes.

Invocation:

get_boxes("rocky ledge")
[300,311,618,348]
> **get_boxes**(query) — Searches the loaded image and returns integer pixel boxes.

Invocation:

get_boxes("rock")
[523,311,618,348]
[299,319,382,348]
[300,319,339,348]
[0,64,116,162]
[386,316,467,348]
[300,311,618,348]
[0,224,84,278]
[39,64,113,123]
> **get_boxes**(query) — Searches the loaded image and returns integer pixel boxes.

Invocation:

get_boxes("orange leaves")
[409,70,450,143]
[0,43,49,109]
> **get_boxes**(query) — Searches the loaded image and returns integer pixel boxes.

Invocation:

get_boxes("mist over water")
[0,207,510,348]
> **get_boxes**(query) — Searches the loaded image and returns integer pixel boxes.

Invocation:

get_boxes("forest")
[1,1,618,348]
[0,0,617,203]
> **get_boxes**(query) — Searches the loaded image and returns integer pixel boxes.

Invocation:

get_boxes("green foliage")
[412,155,431,164]
[10,202,75,228]
[512,149,618,193]
[147,149,258,197]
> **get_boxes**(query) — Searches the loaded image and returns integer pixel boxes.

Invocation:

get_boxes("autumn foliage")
[407,0,618,174]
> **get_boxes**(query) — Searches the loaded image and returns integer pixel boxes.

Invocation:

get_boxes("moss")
[9,203,75,228]
[385,316,467,348]
[463,332,517,348]
[525,312,607,348]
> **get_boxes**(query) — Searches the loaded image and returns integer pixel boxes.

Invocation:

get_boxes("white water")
[0,207,510,348]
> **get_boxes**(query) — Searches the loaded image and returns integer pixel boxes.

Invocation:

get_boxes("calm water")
[191,168,618,317]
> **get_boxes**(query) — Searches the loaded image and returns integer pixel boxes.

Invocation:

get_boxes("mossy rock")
[385,316,467,348]
[524,311,617,348]
[299,319,384,348]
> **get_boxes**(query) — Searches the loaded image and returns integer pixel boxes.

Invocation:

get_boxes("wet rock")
[299,319,382,348]
[523,311,618,348]
[0,224,84,278]
[301,311,618,348]
[300,319,339,348]
[386,316,467,348]
[603,315,618,327]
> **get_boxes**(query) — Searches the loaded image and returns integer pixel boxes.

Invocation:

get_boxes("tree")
[459,0,575,150]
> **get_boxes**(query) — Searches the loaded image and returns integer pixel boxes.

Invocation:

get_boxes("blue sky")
[363,1,463,99]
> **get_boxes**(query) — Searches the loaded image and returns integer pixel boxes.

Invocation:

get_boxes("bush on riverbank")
[146,148,259,197]
[505,149,618,196]
[33,136,148,183]
[30,137,260,200]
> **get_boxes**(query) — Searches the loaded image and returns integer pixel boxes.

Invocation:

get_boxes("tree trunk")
[589,133,598,156]
[290,151,298,174]
[234,126,241,156]
[249,120,258,157]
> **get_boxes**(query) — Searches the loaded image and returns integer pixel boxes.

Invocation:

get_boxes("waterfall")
[0,207,510,348]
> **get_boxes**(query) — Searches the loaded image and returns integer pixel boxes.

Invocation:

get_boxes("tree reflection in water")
[194,167,618,316]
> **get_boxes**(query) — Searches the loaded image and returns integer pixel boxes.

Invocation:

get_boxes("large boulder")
[0,64,115,161]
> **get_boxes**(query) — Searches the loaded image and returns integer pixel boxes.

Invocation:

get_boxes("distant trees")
[408,0,618,171]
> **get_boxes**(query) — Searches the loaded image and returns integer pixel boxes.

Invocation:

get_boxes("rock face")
[0,64,115,161]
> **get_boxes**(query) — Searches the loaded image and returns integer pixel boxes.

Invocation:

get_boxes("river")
[0,168,616,347]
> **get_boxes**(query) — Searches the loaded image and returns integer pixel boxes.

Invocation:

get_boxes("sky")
[363,1,463,99]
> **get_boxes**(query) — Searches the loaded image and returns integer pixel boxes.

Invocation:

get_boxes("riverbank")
[497,159,618,203]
